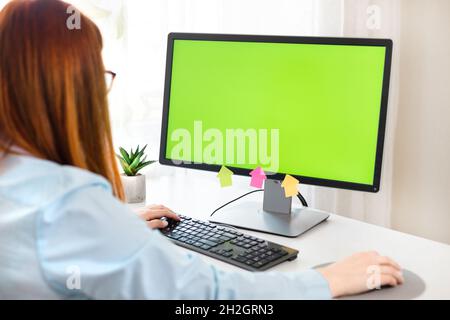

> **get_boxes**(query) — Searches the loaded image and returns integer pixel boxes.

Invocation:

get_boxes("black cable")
[210,189,308,217]
[297,193,308,207]
[210,189,263,217]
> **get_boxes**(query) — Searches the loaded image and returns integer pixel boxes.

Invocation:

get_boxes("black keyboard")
[161,215,299,271]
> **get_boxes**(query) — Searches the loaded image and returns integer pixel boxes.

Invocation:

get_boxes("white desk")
[134,165,450,299]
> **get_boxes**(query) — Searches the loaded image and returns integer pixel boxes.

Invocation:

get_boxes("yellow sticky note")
[217,166,233,187]
[281,175,299,197]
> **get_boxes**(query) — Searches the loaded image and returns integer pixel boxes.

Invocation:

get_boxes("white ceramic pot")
[121,174,146,204]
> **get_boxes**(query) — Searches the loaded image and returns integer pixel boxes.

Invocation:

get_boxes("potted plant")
[117,144,156,203]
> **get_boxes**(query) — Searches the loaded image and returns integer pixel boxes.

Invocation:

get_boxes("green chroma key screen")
[165,39,387,186]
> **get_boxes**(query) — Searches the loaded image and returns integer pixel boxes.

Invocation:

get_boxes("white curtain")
[303,0,401,227]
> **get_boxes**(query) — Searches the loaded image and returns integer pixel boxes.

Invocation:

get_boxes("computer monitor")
[160,33,392,237]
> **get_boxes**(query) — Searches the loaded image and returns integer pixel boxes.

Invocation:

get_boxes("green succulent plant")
[117,144,156,176]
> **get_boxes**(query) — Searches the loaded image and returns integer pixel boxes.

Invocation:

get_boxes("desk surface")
[133,165,450,299]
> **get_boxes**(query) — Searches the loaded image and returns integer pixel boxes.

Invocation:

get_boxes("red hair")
[0,0,124,200]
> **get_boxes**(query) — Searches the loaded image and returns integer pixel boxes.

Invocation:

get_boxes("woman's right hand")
[317,251,404,298]
[135,204,180,229]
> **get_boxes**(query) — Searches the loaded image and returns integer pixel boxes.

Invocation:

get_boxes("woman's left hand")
[136,204,180,229]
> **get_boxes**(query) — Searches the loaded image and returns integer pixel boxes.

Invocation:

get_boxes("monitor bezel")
[159,32,392,193]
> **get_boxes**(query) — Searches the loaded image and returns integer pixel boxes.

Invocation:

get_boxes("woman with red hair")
[0,0,402,299]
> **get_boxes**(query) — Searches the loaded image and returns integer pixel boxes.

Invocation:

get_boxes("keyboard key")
[232,256,247,263]
[222,233,237,239]
[199,239,218,247]
[209,237,223,243]
[265,254,279,262]
[252,261,265,268]
[259,258,271,265]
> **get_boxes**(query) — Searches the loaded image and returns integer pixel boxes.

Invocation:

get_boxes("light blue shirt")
[0,154,331,299]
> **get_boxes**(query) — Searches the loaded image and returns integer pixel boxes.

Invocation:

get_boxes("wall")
[392,0,450,244]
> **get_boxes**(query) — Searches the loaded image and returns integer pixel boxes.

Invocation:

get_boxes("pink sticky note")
[249,167,267,188]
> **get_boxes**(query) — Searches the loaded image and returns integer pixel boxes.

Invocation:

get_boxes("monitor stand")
[209,179,330,238]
